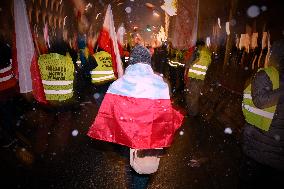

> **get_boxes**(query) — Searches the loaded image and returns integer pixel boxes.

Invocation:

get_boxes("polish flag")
[14,0,47,103]
[97,5,124,78]
[88,63,184,149]
[116,23,125,56]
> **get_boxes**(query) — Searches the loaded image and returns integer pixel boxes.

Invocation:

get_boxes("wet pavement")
[0,95,242,189]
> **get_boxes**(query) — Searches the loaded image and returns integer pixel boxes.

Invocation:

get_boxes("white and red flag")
[14,0,47,103]
[88,63,184,149]
[97,5,124,78]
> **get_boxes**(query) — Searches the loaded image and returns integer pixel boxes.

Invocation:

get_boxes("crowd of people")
[1,15,284,189]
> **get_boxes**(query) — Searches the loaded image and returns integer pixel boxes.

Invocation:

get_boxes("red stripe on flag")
[88,93,184,149]
[97,28,119,78]
[12,32,18,79]
[30,54,47,104]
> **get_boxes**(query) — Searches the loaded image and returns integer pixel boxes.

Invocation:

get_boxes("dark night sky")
[123,0,165,44]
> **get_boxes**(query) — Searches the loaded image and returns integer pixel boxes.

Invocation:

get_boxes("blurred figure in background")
[85,44,115,106]
[184,39,212,116]
[31,37,78,156]
[0,35,18,147]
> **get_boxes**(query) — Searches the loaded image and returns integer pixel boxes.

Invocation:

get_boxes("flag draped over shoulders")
[88,63,184,149]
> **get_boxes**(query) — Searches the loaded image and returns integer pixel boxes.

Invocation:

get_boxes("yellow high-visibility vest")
[38,53,74,101]
[242,66,279,131]
[188,47,212,80]
[91,51,116,84]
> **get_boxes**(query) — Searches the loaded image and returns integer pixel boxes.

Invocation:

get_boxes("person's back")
[0,40,17,95]
[37,39,77,108]
[240,39,284,188]
[0,39,18,147]
[184,40,212,116]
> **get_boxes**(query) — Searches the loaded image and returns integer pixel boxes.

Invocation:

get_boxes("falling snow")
[224,127,233,134]
[247,5,260,18]
[125,7,132,14]
[72,130,79,136]
[93,93,100,99]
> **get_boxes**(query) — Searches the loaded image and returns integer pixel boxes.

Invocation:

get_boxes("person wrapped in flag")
[88,45,184,174]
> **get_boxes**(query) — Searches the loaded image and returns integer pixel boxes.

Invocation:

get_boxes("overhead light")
[85,3,92,11]
[153,10,160,17]
[133,26,138,31]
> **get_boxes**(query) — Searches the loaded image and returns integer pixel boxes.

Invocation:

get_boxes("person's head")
[195,39,205,49]
[269,39,284,73]
[132,33,143,46]
[129,45,151,65]
[49,36,68,55]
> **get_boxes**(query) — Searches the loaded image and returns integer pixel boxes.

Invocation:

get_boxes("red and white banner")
[14,0,34,93]
[14,0,47,103]
[97,5,124,78]
[88,63,184,149]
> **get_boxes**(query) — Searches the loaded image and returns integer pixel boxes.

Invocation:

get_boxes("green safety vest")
[187,47,212,80]
[38,53,74,101]
[242,66,279,131]
[91,51,116,84]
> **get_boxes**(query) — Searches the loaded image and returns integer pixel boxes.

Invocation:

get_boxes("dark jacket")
[242,66,284,171]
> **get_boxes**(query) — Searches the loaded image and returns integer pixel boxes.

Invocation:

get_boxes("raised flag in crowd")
[14,0,47,103]
[96,5,124,78]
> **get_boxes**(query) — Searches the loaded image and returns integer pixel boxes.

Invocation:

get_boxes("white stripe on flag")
[90,70,114,75]
[0,74,13,82]
[14,0,35,93]
[243,93,252,99]
[242,104,274,119]
[44,89,73,95]
[193,64,207,70]
[107,64,170,100]
[104,5,124,78]
[188,69,206,75]
[0,65,12,73]
[42,80,73,86]
[92,75,115,81]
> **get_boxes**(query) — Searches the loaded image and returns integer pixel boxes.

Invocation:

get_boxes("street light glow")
[153,10,160,17]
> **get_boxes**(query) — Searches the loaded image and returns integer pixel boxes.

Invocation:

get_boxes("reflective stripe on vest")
[0,74,13,82]
[125,57,129,62]
[0,64,12,73]
[92,74,115,81]
[187,47,211,80]
[0,63,17,91]
[44,89,73,95]
[90,70,114,75]
[38,53,74,101]
[42,80,73,85]
[168,60,184,67]
[242,66,279,131]
[91,51,116,84]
